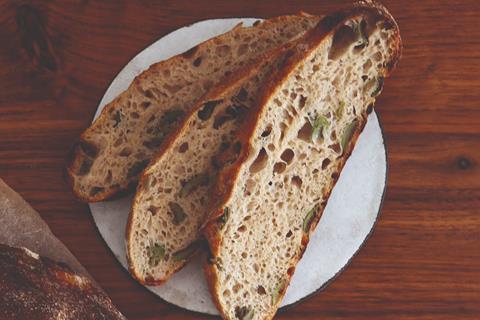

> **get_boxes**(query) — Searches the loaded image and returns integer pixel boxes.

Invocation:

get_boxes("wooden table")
[1,0,479,319]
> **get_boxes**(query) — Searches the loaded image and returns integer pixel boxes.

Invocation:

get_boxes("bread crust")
[66,13,321,203]
[202,2,402,319]
[0,244,125,320]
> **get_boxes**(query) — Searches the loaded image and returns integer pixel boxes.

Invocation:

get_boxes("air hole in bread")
[297,121,313,142]
[232,283,242,294]
[150,177,157,188]
[291,176,303,189]
[178,142,189,153]
[130,112,140,119]
[267,143,275,152]
[328,24,356,60]
[312,168,319,174]
[298,95,307,109]
[238,225,247,233]
[193,57,202,67]
[223,289,230,297]
[286,230,293,238]
[273,162,287,174]
[249,148,268,174]
[329,143,341,154]
[280,122,288,142]
[141,101,151,110]
[241,252,248,258]
[119,147,132,157]
[257,285,267,295]
[143,89,154,99]
[261,125,272,137]
[322,158,331,169]
[373,51,383,62]
[280,149,295,164]
[331,130,337,140]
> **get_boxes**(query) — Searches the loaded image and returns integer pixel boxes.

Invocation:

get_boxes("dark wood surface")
[1,0,479,319]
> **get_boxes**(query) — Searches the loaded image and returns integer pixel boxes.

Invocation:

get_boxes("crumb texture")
[127,38,299,283]
[207,13,400,320]
[67,14,320,201]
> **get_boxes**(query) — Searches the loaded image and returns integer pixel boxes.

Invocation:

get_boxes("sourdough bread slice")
[126,35,308,285]
[203,3,402,320]
[66,13,320,202]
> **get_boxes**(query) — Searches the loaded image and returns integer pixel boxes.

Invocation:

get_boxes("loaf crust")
[0,244,125,320]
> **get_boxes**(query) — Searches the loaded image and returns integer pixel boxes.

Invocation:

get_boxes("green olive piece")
[168,202,187,225]
[335,100,346,121]
[147,243,165,267]
[271,279,287,305]
[309,115,330,141]
[341,120,358,153]
[303,204,320,233]
[179,172,209,197]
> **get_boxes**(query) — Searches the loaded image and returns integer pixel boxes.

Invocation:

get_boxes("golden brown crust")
[203,2,402,319]
[0,244,125,320]
[66,13,321,203]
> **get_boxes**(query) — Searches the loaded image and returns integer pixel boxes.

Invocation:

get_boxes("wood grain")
[0,0,479,319]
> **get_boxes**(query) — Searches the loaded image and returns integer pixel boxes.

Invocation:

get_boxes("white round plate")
[90,18,387,315]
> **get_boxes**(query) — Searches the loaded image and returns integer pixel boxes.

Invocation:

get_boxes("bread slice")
[66,13,320,202]
[0,244,125,320]
[202,3,402,320]
[126,33,310,284]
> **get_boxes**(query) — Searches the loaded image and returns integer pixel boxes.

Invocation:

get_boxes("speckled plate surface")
[90,18,387,315]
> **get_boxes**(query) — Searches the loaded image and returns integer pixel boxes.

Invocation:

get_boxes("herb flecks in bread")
[66,13,320,202]
[203,3,401,319]
[127,41,302,285]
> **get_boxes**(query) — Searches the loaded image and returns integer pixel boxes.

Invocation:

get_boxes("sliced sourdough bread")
[126,34,310,284]
[202,3,401,320]
[66,13,320,202]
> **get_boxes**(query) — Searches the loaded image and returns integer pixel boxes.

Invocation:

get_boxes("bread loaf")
[0,244,125,320]
[66,13,320,202]
[203,3,401,319]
